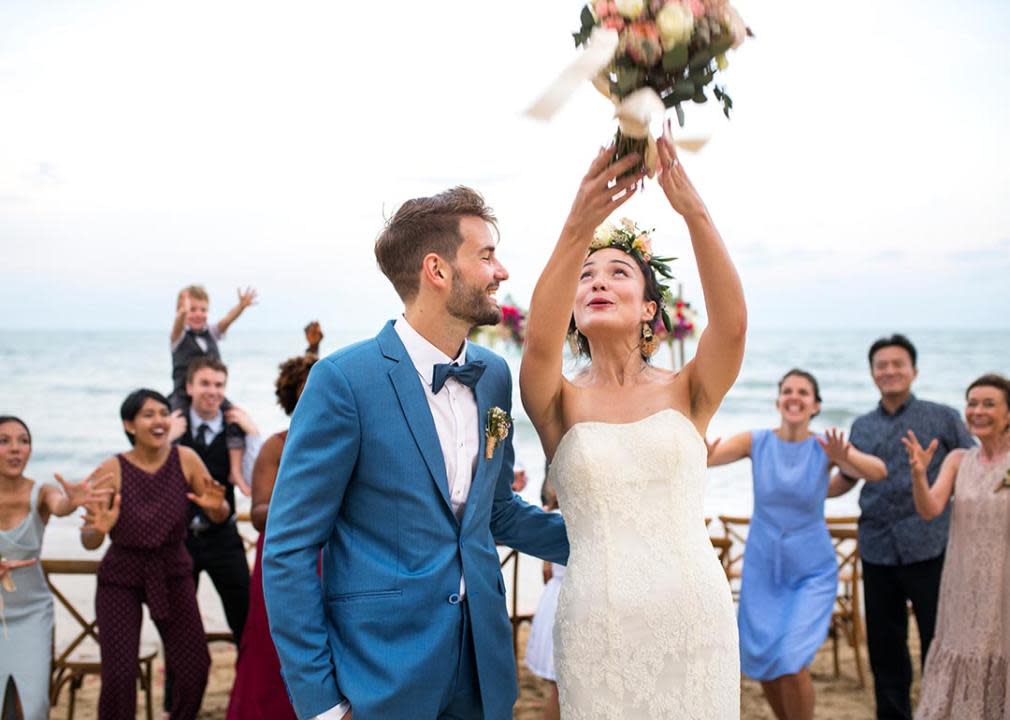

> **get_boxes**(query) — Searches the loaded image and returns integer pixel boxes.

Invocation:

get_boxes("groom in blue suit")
[263,187,569,720]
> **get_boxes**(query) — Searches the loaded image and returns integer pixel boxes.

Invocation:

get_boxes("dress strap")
[28,479,42,514]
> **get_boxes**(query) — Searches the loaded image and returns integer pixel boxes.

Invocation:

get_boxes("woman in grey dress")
[0,416,111,720]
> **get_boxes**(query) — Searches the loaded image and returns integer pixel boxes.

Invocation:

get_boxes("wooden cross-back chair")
[827,526,866,687]
[497,546,533,664]
[42,559,157,720]
[716,515,751,601]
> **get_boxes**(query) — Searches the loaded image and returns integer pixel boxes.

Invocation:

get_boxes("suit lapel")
[462,348,497,529]
[379,322,454,517]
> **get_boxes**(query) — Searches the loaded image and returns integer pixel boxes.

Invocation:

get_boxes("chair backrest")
[829,527,861,610]
[716,515,751,600]
[41,560,102,668]
[826,515,859,527]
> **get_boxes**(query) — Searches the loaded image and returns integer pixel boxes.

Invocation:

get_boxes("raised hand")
[656,125,707,219]
[304,321,324,354]
[54,472,115,510]
[82,493,122,535]
[236,286,258,310]
[817,429,852,466]
[901,430,938,475]
[561,147,644,242]
[176,289,190,312]
[188,478,227,515]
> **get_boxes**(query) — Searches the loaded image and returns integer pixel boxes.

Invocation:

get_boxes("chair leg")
[851,616,867,688]
[831,623,840,678]
[67,675,82,720]
[144,659,154,720]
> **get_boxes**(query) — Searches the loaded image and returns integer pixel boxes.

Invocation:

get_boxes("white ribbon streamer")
[525,26,708,168]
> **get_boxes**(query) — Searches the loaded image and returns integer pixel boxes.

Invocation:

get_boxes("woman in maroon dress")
[80,389,229,720]
[227,353,317,720]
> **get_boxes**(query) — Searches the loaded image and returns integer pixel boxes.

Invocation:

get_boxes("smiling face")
[123,398,171,450]
[572,248,657,344]
[185,299,209,331]
[776,373,821,425]
[870,345,918,399]
[964,385,1010,442]
[0,420,31,481]
[445,216,509,328]
[186,367,227,418]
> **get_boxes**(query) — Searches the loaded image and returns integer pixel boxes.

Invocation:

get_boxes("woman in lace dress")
[902,373,1010,720]
[520,135,746,719]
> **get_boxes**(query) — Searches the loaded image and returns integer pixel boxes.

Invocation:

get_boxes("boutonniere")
[485,407,512,460]
[994,467,1010,494]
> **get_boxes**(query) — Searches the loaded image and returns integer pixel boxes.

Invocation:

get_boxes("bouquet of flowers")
[571,0,750,173]
[469,299,527,352]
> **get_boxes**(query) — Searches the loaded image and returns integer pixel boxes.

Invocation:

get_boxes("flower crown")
[589,217,677,332]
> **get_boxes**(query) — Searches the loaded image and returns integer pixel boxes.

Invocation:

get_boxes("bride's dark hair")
[566,250,665,362]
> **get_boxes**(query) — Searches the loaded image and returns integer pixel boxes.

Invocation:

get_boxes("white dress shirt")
[188,407,224,444]
[318,317,481,720]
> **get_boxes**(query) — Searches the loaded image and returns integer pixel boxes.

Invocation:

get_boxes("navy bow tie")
[431,360,486,394]
[188,328,210,338]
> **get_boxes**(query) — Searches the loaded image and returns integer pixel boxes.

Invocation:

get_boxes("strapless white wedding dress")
[551,409,739,719]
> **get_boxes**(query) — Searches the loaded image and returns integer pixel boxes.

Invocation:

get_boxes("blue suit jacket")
[263,321,569,720]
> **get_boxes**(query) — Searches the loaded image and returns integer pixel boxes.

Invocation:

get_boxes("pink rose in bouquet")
[622,21,663,67]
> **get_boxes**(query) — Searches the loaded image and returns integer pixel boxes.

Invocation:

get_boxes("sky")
[1,0,1008,334]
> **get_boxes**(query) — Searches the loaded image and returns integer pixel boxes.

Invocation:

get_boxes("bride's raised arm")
[520,148,642,452]
[655,135,747,429]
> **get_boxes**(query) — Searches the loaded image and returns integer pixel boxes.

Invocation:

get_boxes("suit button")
[448,593,461,605]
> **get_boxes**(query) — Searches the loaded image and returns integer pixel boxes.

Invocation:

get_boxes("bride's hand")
[561,147,644,242]
[656,127,707,220]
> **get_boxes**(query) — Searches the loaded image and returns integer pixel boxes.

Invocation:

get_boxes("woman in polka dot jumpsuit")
[80,389,230,720]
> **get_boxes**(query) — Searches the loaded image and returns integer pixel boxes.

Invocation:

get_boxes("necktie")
[431,360,486,394]
[194,423,210,450]
[188,328,210,339]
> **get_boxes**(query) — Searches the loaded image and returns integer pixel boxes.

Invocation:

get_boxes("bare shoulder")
[946,447,968,471]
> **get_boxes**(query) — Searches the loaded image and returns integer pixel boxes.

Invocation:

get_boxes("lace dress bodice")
[550,409,739,719]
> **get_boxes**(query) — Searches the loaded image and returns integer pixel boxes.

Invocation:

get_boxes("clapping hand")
[656,125,707,219]
[817,429,852,466]
[54,471,115,510]
[901,430,938,475]
[188,478,227,515]
[236,286,258,310]
[82,493,121,535]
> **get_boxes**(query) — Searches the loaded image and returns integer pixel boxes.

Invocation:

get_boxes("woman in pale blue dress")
[0,416,111,720]
[707,370,886,720]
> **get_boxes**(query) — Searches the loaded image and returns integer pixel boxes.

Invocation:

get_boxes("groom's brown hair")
[375,186,498,301]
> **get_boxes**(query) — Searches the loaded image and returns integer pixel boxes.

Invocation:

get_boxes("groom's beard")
[447,275,501,328]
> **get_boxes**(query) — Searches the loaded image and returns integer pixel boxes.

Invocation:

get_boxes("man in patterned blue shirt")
[842,334,974,720]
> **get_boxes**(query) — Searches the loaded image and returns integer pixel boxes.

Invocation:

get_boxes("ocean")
[2,326,1007,627]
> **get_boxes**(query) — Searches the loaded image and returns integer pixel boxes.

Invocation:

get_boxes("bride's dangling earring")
[640,321,658,358]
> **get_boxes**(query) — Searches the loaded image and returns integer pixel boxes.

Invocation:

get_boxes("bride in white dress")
[519,135,746,719]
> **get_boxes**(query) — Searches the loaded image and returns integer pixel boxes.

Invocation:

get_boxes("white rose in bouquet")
[614,0,645,21]
[656,2,694,49]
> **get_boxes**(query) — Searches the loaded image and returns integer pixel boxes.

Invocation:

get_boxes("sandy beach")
[39,518,924,719]
[49,621,916,719]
